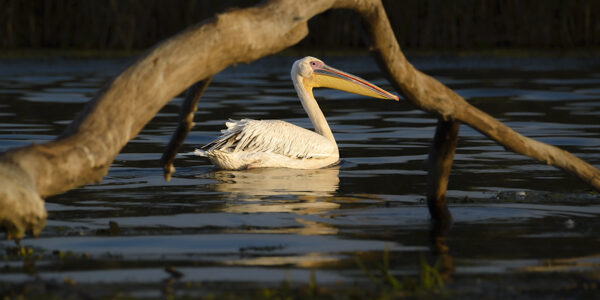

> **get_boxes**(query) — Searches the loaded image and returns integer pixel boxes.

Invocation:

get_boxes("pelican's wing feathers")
[204,119,336,159]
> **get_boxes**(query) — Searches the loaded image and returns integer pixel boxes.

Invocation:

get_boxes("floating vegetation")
[356,249,446,298]
[95,221,122,236]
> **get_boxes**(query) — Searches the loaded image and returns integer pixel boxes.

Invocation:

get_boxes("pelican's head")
[292,56,399,101]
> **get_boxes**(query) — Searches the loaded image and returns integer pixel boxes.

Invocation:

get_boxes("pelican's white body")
[194,119,338,169]
[194,56,397,170]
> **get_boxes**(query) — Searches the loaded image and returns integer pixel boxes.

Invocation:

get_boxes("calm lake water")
[1,55,599,297]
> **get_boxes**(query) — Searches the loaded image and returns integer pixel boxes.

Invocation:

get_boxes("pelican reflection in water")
[211,166,340,215]
[195,56,398,170]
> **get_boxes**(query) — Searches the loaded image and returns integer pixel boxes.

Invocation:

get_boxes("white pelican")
[194,56,398,170]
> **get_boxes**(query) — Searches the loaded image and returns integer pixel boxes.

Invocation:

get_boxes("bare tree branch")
[334,0,600,190]
[161,78,213,181]
[0,0,325,238]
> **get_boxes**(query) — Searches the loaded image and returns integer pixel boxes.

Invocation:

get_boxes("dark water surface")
[1,55,599,297]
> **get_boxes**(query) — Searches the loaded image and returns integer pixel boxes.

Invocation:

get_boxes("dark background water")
[1,55,599,298]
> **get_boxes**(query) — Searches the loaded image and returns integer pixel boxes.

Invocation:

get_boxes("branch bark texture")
[1,0,598,239]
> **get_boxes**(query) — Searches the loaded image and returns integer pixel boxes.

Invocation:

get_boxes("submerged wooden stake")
[161,78,212,181]
[426,119,460,228]
[424,119,460,283]
[426,120,459,282]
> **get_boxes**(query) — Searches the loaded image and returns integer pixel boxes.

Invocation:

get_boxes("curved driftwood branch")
[1,0,598,239]
[0,0,323,239]
[333,0,600,191]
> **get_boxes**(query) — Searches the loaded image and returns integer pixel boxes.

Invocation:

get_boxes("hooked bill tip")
[385,93,399,101]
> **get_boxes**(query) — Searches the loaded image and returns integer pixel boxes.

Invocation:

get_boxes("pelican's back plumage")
[195,119,339,170]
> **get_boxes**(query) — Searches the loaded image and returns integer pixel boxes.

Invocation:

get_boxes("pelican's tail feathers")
[225,118,251,130]
[202,119,251,151]
[193,149,208,157]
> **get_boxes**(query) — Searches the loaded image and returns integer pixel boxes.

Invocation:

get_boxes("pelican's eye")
[309,61,321,70]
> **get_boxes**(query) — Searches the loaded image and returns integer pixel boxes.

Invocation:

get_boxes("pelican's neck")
[292,75,336,145]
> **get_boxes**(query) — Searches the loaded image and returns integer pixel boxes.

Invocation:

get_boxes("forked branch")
[333,0,599,191]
